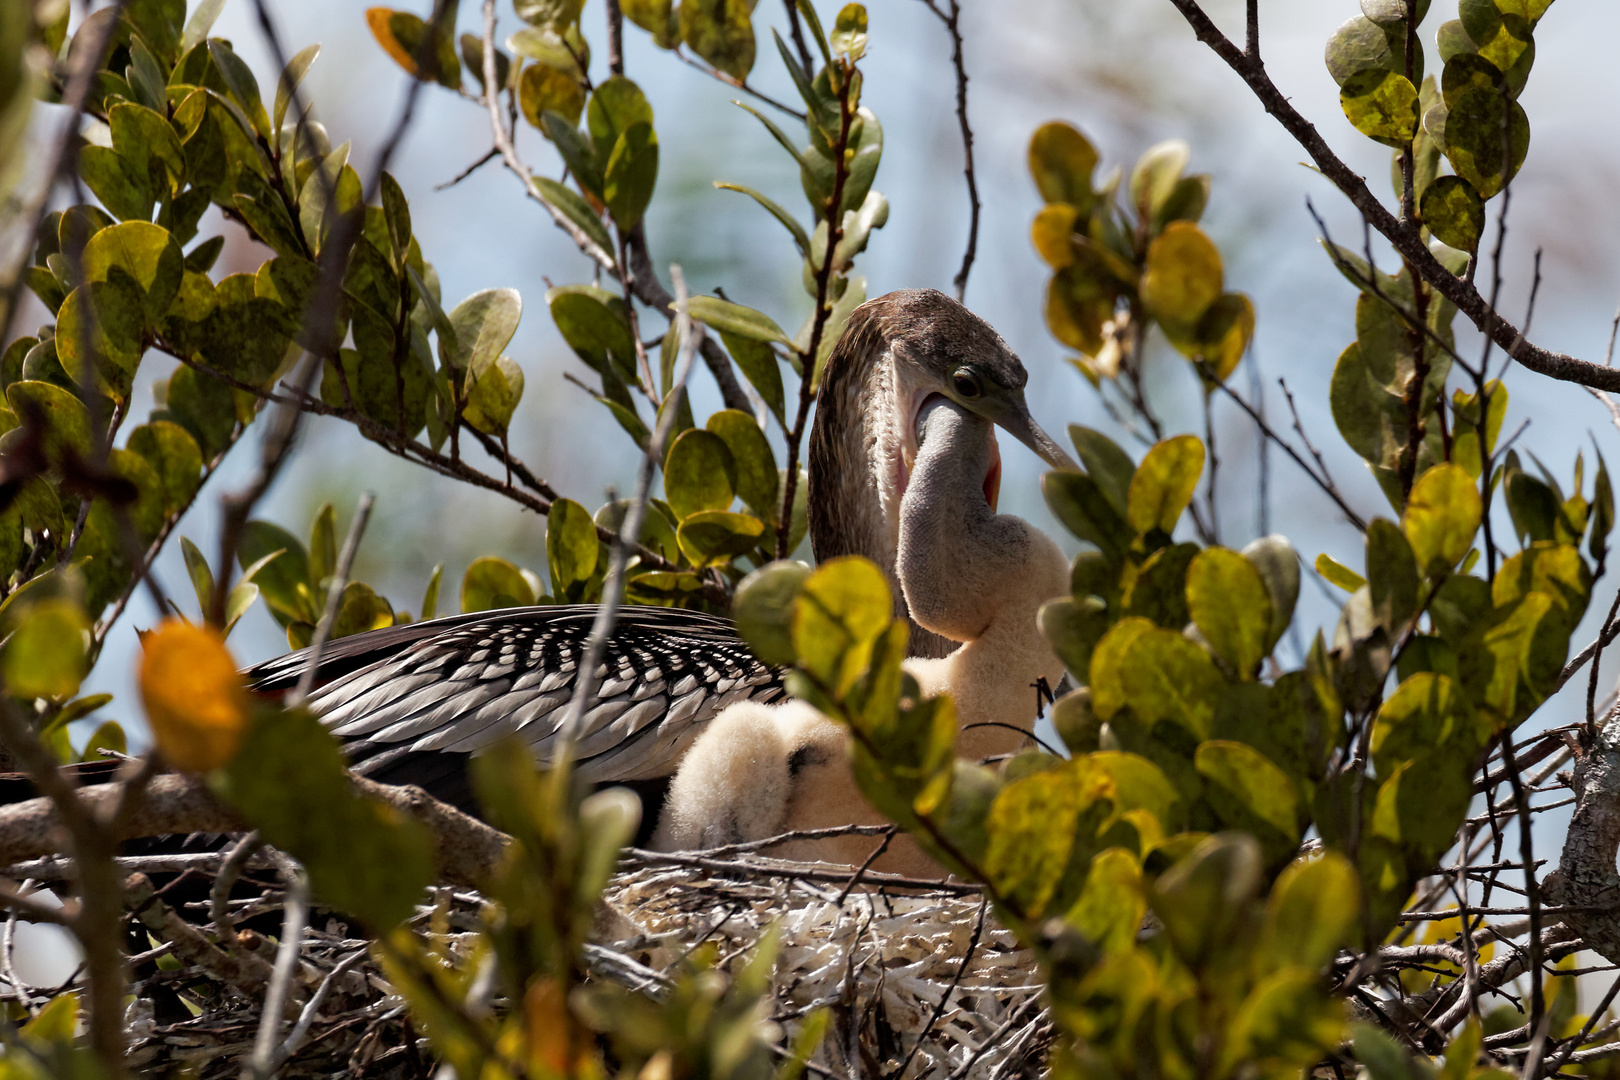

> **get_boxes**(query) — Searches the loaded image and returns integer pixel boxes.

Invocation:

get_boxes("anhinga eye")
[952,370,981,398]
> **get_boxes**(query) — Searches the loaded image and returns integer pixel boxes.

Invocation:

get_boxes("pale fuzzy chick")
[652,397,1068,876]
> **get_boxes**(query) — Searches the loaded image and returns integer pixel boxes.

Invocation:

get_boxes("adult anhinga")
[245,290,1075,815]
[651,395,1068,872]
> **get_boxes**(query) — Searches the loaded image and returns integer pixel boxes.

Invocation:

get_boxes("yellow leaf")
[139,619,249,772]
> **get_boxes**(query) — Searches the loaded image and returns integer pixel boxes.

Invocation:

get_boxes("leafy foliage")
[2,0,1617,1076]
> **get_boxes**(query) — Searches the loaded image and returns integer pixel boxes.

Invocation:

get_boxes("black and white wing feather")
[247,605,785,803]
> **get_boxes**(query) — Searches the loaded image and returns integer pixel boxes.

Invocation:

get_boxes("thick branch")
[0,773,509,889]
[1543,720,1620,965]
[1162,0,1620,392]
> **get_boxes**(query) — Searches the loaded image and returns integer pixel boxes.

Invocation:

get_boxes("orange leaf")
[139,620,249,772]
[366,8,424,77]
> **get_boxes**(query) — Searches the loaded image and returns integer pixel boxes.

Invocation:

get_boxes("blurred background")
[7,0,1620,973]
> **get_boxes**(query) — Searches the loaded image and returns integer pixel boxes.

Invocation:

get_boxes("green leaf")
[1403,463,1482,575]
[1493,541,1591,628]
[664,428,736,520]
[1122,542,1197,628]
[1324,15,1411,87]
[1442,82,1529,199]
[679,0,755,80]
[791,556,891,697]
[1592,451,1614,565]
[532,176,614,257]
[364,7,461,89]
[713,182,810,256]
[1261,850,1360,972]
[1150,833,1263,969]
[464,353,525,435]
[676,510,767,568]
[718,331,785,426]
[181,0,227,51]
[127,420,203,513]
[1120,627,1225,739]
[622,0,678,47]
[1088,616,1156,720]
[507,25,590,77]
[706,410,779,522]
[460,32,514,92]
[1129,139,1190,220]
[79,220,184,325]
[1340,69,1420,147]
[1043,469,1132,559]
[420,564,443,621]
[56,277,146,400]
[461,555,537,612]
[586,76,654,159]
[1370,671,1487,775]
[379,172,411,267]
[603,121,659,231]
[6,380,93,458]
[240,519,316,620]
[984,759,1113,918]
[733,561,811,666]
[1186,547,1273,676]
[684,295,791,346]
[1068,425,1135,515]
[1028,122,1099,211]
[830,3,867,59]
[518,62,586,130]
[78,719,126,763]
[214,706,434,929]
[2,598,90,699]
[1039,596,1110,679]
[1370,754,1475,856]
[1504,467,1559,543]
[108,103,183,198]
[445,288,522,371]
[1195,740,1301,845]
[273,43,320,134]
[1242,535,1301,653]
[1140,222,1223,327]
[330,581,394,639]
[78,145,151,222]
[207,40,272,138]
[1126,435,1205,536]
[547,284,637,382]
[1420,174,1485,252]
[546,498,600,599]
[1367,518,1422,633]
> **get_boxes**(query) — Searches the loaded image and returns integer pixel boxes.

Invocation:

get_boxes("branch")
[479,0,617,271]
[0,773,509,889]
[0,701,127,1075]
[1543,718,1620,966]
[919,0,980,300]
[1160,0,1620,392]
[622,226,753,413]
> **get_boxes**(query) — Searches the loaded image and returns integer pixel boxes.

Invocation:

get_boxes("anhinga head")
[808,289,1074,657]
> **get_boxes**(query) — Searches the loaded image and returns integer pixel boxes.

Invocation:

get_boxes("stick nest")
[19,851,1048,1079]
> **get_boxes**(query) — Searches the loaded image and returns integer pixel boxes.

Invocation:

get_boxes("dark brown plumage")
[810,289,1072,657]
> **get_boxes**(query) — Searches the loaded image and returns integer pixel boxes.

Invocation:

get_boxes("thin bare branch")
[290,493,375,707]
[1161,0,1620,391]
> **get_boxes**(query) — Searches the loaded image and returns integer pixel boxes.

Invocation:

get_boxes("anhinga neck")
[808,318,957,659]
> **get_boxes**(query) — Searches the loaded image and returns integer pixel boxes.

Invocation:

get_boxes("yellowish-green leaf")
[1126,434,1205,536]
[1186,547,1273,676]
[1404,463,1483,575]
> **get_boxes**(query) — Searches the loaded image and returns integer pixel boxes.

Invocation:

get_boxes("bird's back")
[248,605,787,812]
